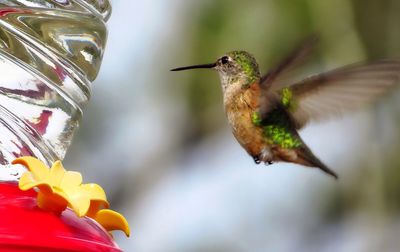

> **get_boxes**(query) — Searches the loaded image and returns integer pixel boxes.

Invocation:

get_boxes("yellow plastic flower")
[12,156,130,237]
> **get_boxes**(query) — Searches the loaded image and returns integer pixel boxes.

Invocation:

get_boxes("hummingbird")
[171,38,400,179]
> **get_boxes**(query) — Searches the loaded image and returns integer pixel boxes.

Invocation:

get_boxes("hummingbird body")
[221,67,330,175]
[223,81,267,161]
[172,38,400,178]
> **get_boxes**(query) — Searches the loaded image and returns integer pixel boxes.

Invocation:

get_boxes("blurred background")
[64,0,400,251]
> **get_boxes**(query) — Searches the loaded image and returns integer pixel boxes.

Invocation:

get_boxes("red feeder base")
[0,182,122,251]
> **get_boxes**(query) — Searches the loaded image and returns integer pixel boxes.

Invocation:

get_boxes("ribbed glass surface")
[0,1,110,174]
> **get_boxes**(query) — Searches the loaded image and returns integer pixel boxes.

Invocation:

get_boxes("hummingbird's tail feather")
[296,147,338,179]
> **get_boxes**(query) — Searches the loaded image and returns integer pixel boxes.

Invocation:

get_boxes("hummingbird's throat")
[218,71,254,90]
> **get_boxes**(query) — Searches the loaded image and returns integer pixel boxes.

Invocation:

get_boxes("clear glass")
[0,0,111,179]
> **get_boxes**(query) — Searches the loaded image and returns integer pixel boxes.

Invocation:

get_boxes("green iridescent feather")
[252,110,302,149]
[280,87,296,111]
[264,125,302,148]
[251,111,262,126]
[228,51,260,85]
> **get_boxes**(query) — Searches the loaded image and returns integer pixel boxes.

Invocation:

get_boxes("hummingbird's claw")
[253,155,274,165]
[253,156,261,164]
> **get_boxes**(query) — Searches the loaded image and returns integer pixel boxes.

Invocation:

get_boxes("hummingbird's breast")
[223,82,266,157]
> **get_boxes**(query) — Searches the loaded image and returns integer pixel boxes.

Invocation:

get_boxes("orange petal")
[19,172,53,193]
[60,171,83,189]
[37,190,68,215]
[18,172,37,190]
[94,209,130,237]
[80,183,108,203]
[64,188,91,217]
[86,200,109,218]
[48,161,66,187]
[12,156,49,181]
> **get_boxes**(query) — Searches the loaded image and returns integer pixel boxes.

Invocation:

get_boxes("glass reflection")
[0,1,110,176]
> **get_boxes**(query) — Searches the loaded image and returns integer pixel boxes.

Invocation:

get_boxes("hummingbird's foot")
[253,156,261,164]
[265,160,273,166]
[259,147,273,165]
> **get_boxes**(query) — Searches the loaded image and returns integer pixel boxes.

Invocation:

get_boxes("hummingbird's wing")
[260,35,318,89]
[285,60,400,128]
[259,36,318,120]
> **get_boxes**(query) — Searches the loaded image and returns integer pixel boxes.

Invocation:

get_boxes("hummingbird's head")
[171,50,260,90]
[215,51,260,89]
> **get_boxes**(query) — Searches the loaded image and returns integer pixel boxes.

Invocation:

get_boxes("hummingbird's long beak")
[170,63,216,71]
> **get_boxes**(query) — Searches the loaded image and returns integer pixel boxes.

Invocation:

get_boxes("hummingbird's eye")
[221,56,229,65]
